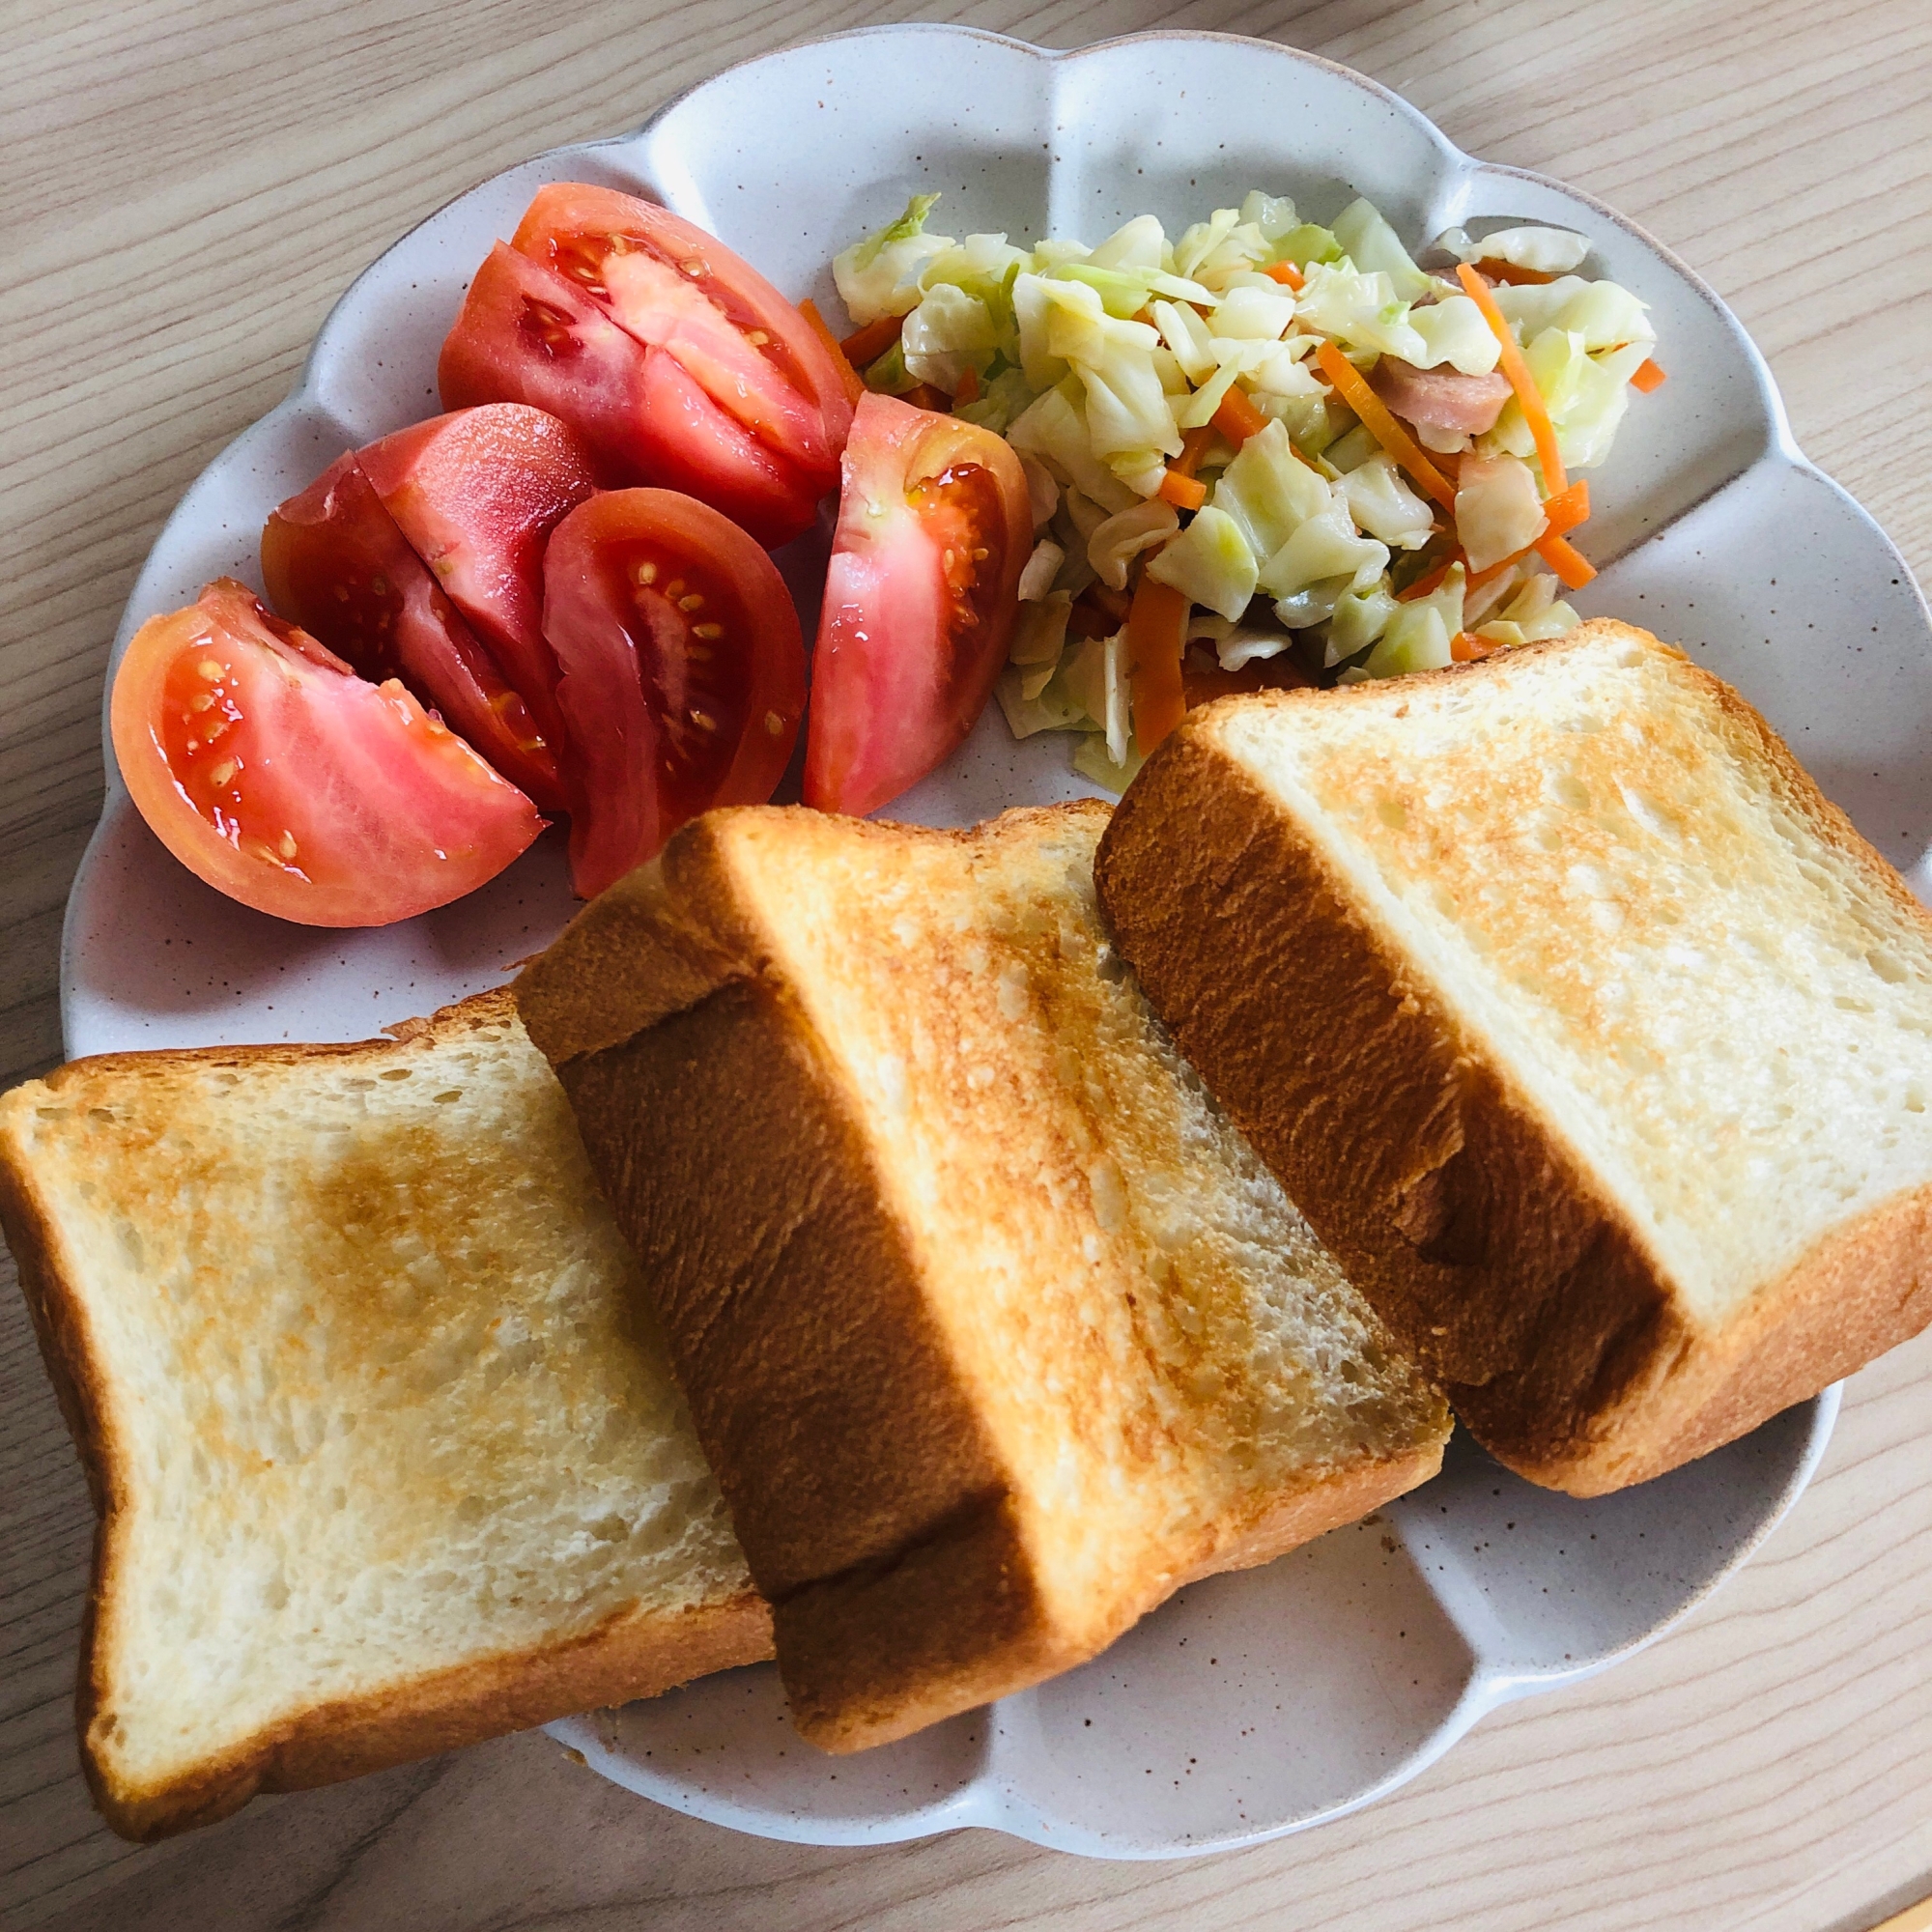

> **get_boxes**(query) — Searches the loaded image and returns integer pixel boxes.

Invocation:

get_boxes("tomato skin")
[541,489,805,897]
[111,580,542,927]
[512,184,849,484]
[262,450,565,810]
[804,393,1034,816]
[439,186,852,548]
[355,404,596,748]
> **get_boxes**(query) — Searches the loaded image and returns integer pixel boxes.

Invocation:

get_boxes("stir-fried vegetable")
[830,189,1662,787]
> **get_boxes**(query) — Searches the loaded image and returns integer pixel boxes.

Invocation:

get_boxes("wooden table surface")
[6,0,1932,1925]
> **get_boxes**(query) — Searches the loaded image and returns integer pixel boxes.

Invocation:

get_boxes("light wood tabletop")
[6,0,1932,1925]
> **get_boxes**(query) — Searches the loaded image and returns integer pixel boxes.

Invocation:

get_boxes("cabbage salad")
[832,190,1662,787]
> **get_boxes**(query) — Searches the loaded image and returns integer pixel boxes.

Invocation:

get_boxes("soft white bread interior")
[0,991,767,1841]
[1095,619,1932,1494]
[516,802,1449,1753]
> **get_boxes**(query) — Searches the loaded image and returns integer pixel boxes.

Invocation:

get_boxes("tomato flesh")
[804,393,1034,816]
[111,580,542,926]
[542,490,806,896]
[355,403,596,747]
[262,449,564,810]
[439,185,852,548]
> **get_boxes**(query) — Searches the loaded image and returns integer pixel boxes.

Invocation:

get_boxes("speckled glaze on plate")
[64,23,1925,1859]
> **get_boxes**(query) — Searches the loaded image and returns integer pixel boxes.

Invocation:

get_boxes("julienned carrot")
[1534,530,1596,590]
[1461,479,1594,591]
[1471,261,1554,287]
[900,382,952,413]
[1457,264,1568,496]
[1450,631,1498,662]
[1632,358,1668,394]
[1399,558,1456,603]
[1126,576,1189,754]
[952,364,980,407]
[839,312,905,366]
[1211,384,1270,446]
[1263,260,1304,291]
[1157,469,1208,511]
[1312,340,1457,510]
[1540,478,1591,535]
[798,298,866,406]
[1172,424,1216,478]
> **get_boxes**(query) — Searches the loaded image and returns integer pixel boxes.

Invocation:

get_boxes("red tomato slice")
[512,185,849,484]
[261,450,565,810]
[439,186,853,548]
[355,404,596,747]
[804,394,1033,816]
[439,243,821,549]
[541,490,806,897]
[110,580,542,926]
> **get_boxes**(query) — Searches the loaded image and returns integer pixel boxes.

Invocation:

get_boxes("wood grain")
[3,0,1930,1925]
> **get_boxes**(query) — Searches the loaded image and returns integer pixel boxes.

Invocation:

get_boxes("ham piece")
[1372,356,1513,435]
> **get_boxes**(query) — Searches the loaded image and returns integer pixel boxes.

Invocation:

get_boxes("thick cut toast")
[1095,619,1932,1495]
[0,991,768,1840]
[516,802,1449,1752]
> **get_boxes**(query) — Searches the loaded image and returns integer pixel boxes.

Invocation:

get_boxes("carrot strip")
[1450,630,1500,661]
[1172,425,1216,478]
[1540,478,1591,536]
[1263,260,1304,291]
[952,364,980,407]
[1126,577,1189,754]
[1312,340,1457,510]
[1631,357,1668,394]
[899,383,952,413]
[1533,530,1596,589]
[1457,264,1568,495]
[1157,469,1208,511]
[798,298,866,406]
[1211,384,1270,446]
[839,313,904,366]
[1398,557,1459,603]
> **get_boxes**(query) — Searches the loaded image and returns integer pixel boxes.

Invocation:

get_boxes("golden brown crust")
[1095,624,1932,1494]
[0,989,774,1842]
[94,1591,774,1841]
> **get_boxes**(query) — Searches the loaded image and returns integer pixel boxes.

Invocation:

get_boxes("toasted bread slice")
[0,991,768,1841]
[516,801,1449,1752]
[1095,619,1932,1495]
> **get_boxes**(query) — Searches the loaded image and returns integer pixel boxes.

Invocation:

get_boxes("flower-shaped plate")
[64,24,1928,1859]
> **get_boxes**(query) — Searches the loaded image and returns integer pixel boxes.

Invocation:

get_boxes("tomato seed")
[764,711,783,735]
[665,579,686,598]
[693,622,723,639]
[190,693,215,713]
[209,760,237,788]
[690,710,717,731]
[634,561,658,585]
[680,258,703,277]
[279,831,298,860]
[679,593,704,611]
[196,659,223,680]
[747,329,770,346]
[971,547,990,560]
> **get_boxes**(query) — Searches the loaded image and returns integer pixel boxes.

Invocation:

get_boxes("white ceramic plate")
[63,23,1927,1859]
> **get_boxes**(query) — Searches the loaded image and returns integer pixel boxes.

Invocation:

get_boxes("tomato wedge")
[804,393,1033,816]
[262,448,564,810]
[541,490,806,897]
[110,580,542,926]
[440,185,853,547]
[355,404,596,748]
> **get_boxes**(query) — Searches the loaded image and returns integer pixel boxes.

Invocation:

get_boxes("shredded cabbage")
[832,182,1662,753]
[834,195,952,324]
